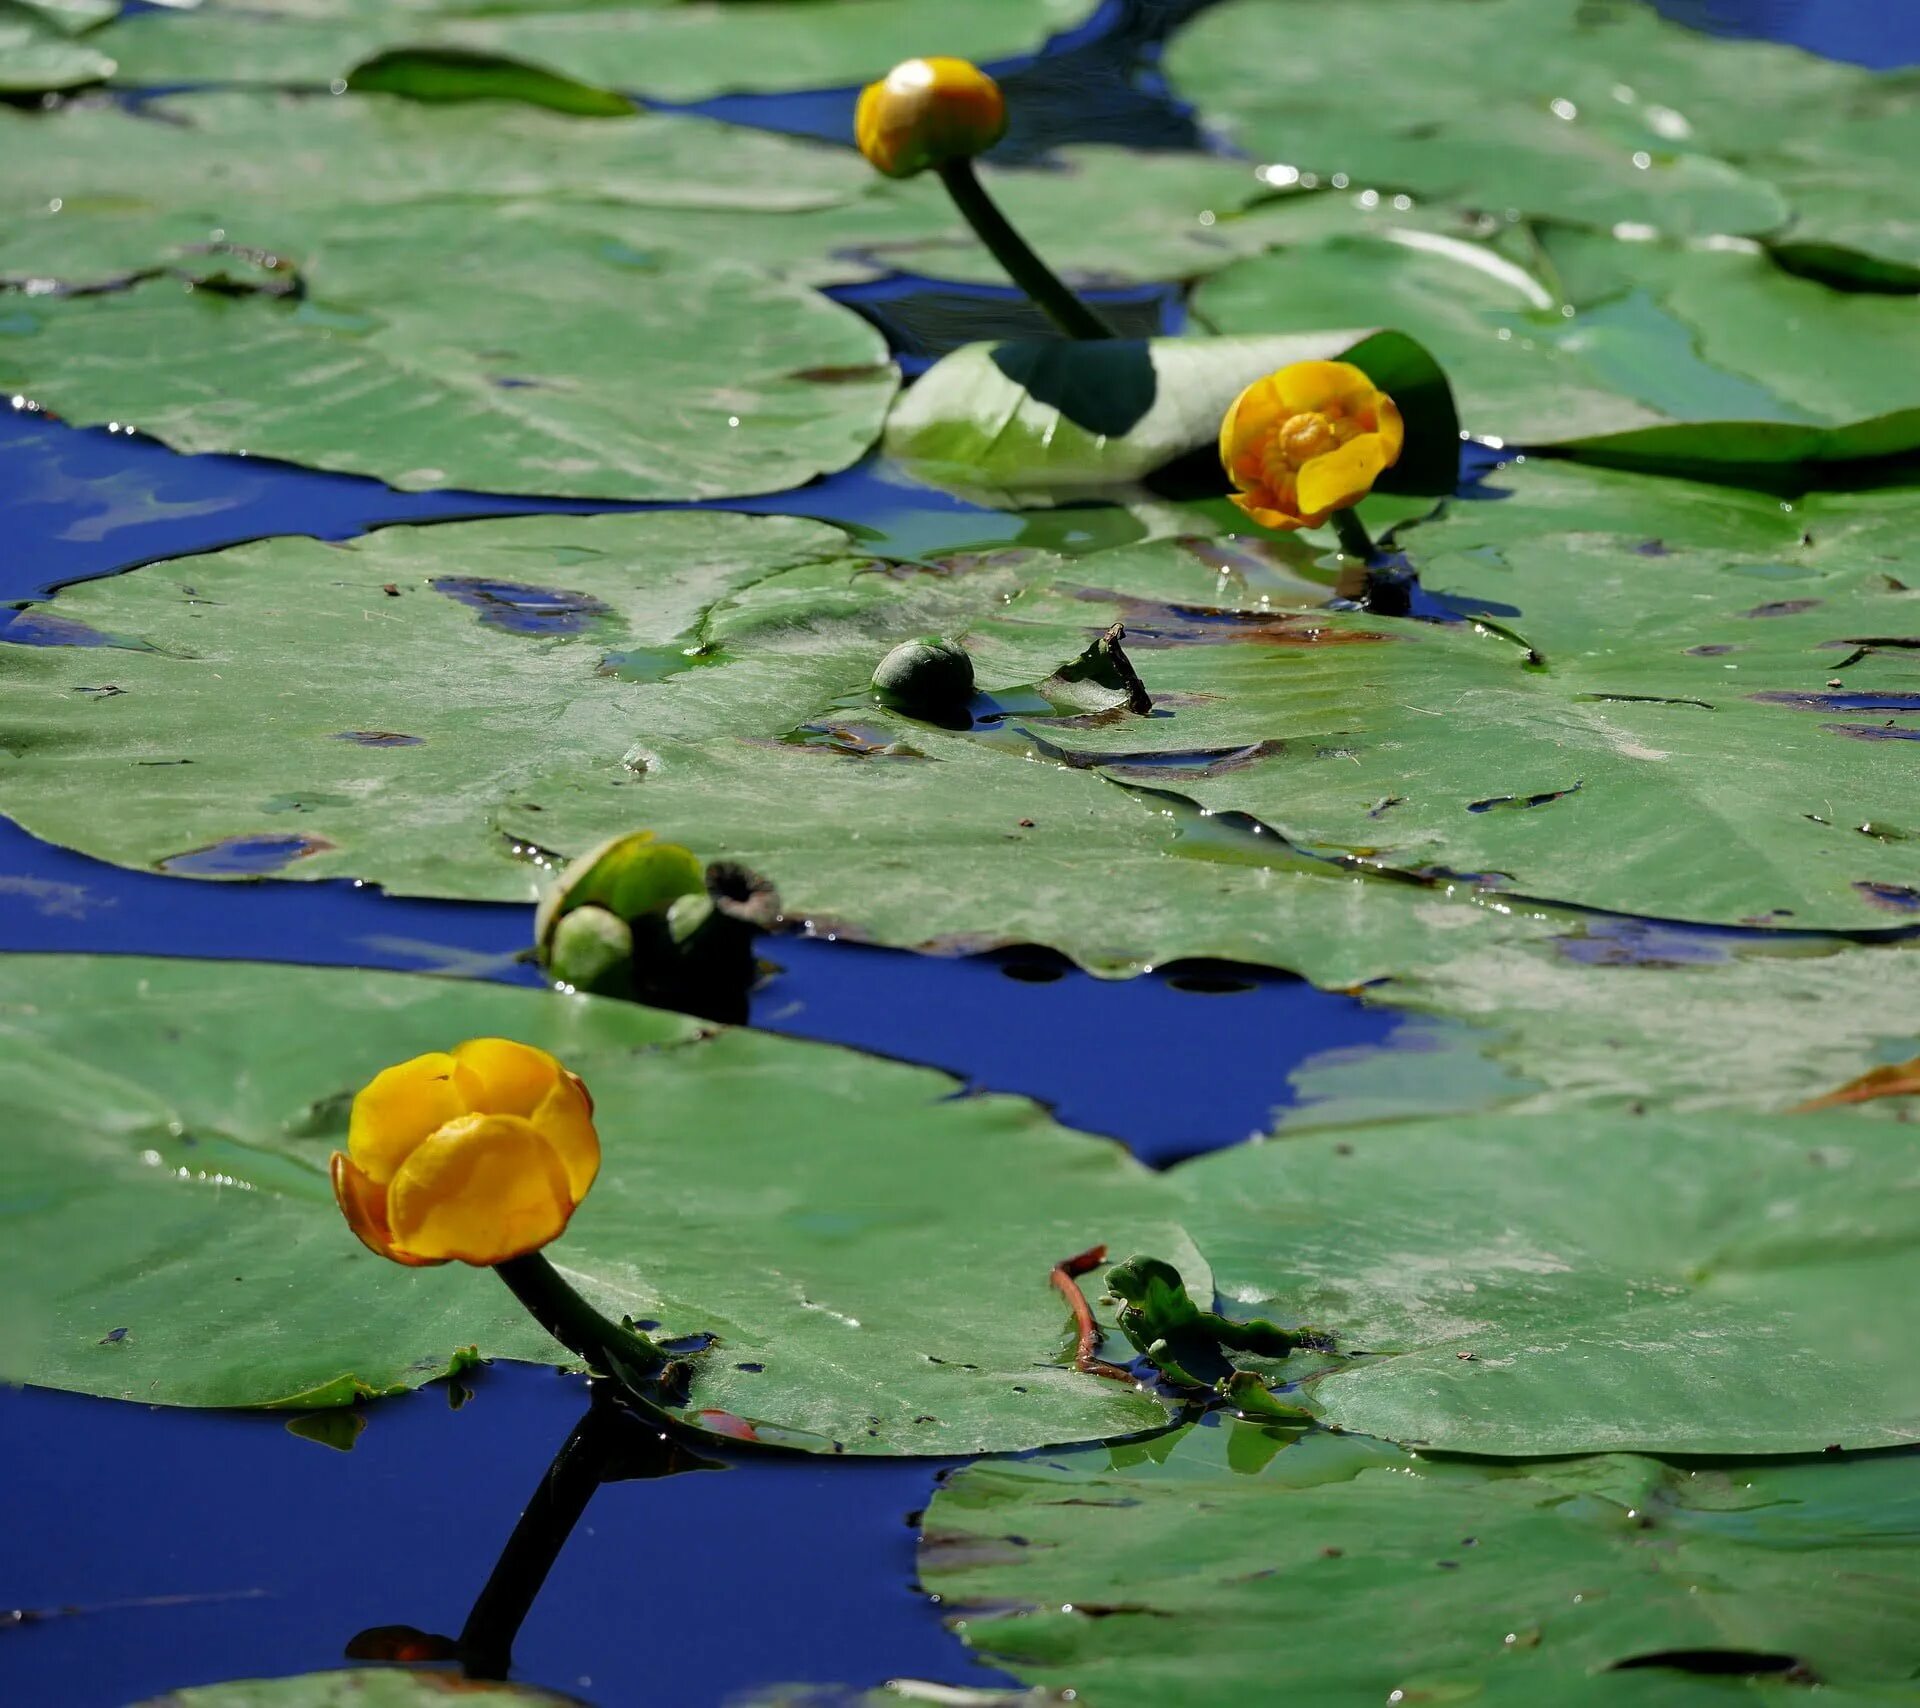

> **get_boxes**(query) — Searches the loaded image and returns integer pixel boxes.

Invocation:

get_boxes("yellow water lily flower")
[330,1038,599,1268]
[855,56,1007,179]
[1219,360,1405,531]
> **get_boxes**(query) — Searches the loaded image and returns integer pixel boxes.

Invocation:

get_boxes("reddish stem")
[1050,1244,1134,1383]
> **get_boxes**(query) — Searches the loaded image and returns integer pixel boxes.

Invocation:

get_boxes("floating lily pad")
[884,328,1459,502]
[0,180,895,500]
[0,89,871,224]
[520,147,1339,292]
[0,510,1595,989]
[95,0,1096,100]
[0,953,1199,1453]
[12,495,1920,962]
[1164,0,1903,251]
[1193,223,1920,463]
[923,1422,1920,1704]
[1173,1106,1920,1454]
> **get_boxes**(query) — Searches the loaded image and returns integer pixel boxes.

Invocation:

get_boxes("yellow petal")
[1270,360,1374,415]
[1230,491,1306,531]
[331,1151,442,1267]
[531,1073,601,1202]
[386,1113,575,1267]
[1372,391,1406,469]
[1218,374,1284,480]
[348,1052,473,1185]
[1297,433,1389,520]
[452,1037,563,1118]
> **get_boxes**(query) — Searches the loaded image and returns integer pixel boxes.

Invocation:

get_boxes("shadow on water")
[0,1365,1005,1708]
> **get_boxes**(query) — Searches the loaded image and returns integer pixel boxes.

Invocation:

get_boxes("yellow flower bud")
[330,1038,599,1267]
[855,57,1007,180]
[1218,360,1405,531]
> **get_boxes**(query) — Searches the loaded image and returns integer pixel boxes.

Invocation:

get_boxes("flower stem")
[493,1251,666,1389]
[936,159,1117,341]
[1330,509,1380,564]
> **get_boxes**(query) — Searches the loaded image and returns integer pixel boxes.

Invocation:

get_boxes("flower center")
[1278,410,1344,467]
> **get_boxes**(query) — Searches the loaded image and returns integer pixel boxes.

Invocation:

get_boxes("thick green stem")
[493,1251,665,1389]
[1330,509,1380,564]
[937,159,1117,341]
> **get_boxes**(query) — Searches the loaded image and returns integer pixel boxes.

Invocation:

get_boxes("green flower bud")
[548,904,634,993]
[872,635,974,718]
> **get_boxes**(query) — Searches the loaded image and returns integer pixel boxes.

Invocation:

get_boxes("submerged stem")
[936,159,1117,341]
[1330,509,1380,564]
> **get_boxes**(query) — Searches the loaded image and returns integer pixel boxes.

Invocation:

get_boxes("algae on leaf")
[0,953,1200,1453]
[923,1422,1920,1707]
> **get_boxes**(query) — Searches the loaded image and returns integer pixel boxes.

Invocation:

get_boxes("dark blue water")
[3,3,1913,1706]
[0,1365,1007,1706]
[0,814,1397,1164]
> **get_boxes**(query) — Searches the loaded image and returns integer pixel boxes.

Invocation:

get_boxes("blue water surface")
[3,1,1915,1705]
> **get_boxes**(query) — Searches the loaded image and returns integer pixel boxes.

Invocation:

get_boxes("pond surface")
[3,1,1918,1704]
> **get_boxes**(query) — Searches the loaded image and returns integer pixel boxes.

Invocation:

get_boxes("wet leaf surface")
[92,0,1096,102]
[922,1421,1920,1706]
[1174,1105,1920,1454]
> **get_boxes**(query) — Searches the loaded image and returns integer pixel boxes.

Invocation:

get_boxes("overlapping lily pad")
[94,0,1096,99]
[1174,1106,1919,1454]
[923,1422,1920,1705]
[1193,220,1920,463]
[0,952,1200,1452]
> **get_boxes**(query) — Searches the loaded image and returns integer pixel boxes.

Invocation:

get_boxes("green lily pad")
[0,952,1199,1452]
[519,147,1347,293]
[922,1422,1920,1704]
[95,0,1095,100]
[136,1672,585,1708]
[1193,222,1920,464]
[1173,1106,1920,1454]
[0,509,1597,989]
[13,488,1920,964]
[1163,0,1901,246]
[0,185,895,500]
[884,328,1460,503]
[1756,100,1920,291]
[0,0,114,90]
[0,89,871,224]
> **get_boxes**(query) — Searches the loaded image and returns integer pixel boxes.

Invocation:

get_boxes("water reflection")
[0,1367,1000,1707]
